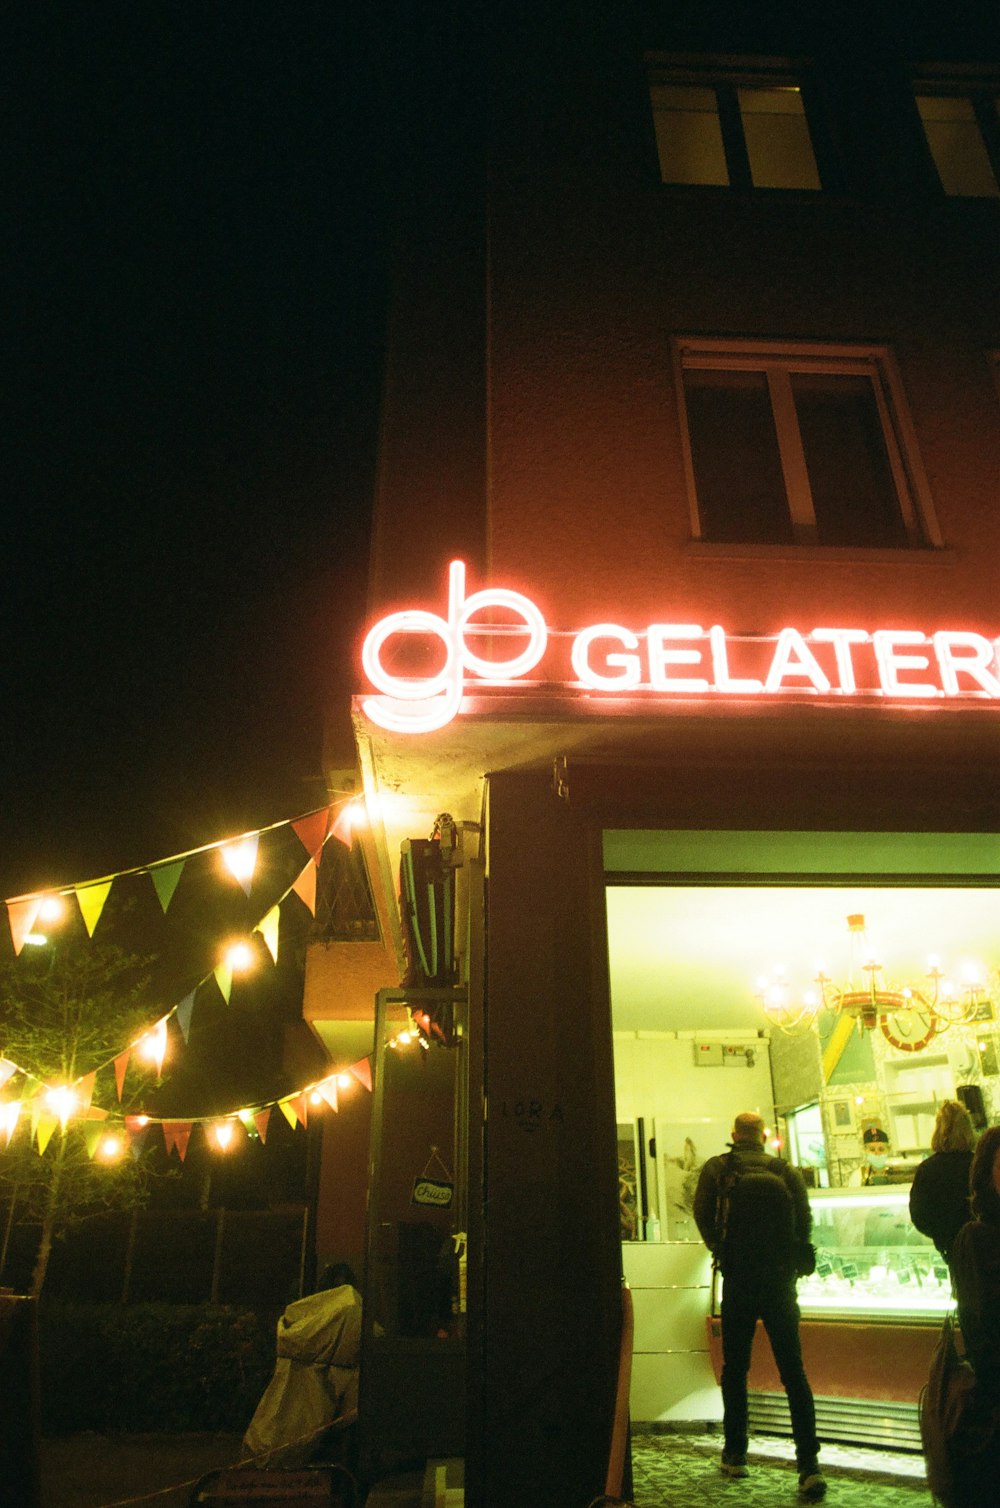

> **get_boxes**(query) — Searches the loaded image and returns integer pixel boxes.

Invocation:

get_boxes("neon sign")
[361,561,1000,734]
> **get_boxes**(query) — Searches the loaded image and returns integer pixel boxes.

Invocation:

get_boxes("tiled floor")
[629,1432,930,1506]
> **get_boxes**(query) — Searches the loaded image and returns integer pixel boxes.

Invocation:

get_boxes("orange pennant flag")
[288,1093,309,1126]
[278,1098,299,1129]
[76,880,113,937]
[114,1050,131,1100]
[329,801,357,848]
[7,897,42,956]
[291,860,317,916]
[163,1122,192,1161]
[292,809,330,862]
[254,1108,271,1144]
[349,1057,373,1092]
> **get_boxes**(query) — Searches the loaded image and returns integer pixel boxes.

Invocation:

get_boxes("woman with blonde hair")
[908,1098,976,1260]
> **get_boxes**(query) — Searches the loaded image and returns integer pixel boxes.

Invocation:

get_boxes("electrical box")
[723,1044,755,1068]
[693,1042,723,1067]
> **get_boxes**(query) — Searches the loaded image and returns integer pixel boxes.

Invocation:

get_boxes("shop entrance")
[605,829,1000,1441]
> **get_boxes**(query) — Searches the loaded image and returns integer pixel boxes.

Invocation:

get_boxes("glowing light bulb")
[37,895,65,924]
[98,1134,123,1161]
[221,837,258,886]
[225,941,255,973]
[44,1085,79,1129]
[214,1121,235,1151]
[309,1090,322,1106]
[22,932,48,947]
[337,1073,352,1089]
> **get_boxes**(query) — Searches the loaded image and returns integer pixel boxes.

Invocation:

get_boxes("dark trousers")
[720,1278,819,1468]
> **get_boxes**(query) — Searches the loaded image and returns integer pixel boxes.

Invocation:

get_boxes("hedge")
[39,1302,276,1434]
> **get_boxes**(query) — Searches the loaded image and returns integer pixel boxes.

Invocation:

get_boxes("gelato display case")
[797,1185,952,1321]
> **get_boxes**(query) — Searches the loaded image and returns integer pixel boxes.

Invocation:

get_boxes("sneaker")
[798,1468,827,1501]
[720,1452,749,1479]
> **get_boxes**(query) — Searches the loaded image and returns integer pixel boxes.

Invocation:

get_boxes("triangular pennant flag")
[316,1079,339,1113]
[114,1050,131,1100]
[130,1134,143,1161]
[124,1114,149,1134]
[83,1123,105,1158]
[75,880,113,937]
[7,897,42,956]
[278,1098,299,1129]
[35,1112,59,1156]
[163,1121,192,1161]
[0,1101,22,1144]
[349,1057,373,1092]
[288,1093,308,1127]
[215,962,233,1003]
[291,859,317,916]
[254,1108,271,1144]
[151,861,185,913]
[257,905,280,964]
[292,809,330,862]
[76,1071,97,1111]
[221,835,258,896]
[0,1059,18,1091]
[81,1104,109,1121]
[175,992,195,1044]
[330,802,358,848]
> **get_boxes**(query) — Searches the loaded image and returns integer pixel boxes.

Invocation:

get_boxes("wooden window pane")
[684,370,793,542]
[738,87,820,189]
[650,84,729,185]
[791,373,907,547]
[916,95,1000,198]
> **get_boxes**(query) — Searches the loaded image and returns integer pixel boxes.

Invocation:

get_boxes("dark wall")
[481,770,621,1508]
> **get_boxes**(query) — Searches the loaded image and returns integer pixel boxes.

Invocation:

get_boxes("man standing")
[694,1112,825,1502]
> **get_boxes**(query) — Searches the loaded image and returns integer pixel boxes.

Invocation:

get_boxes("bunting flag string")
[0,791,382,1163]
[4,794,358,932]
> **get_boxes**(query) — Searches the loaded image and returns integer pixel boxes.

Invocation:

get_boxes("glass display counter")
[798,1185,951,1321]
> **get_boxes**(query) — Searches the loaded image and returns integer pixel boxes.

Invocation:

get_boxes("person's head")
[731,1112,766,1146]
[863,1126,890,1170]
[969,1124,1000,1221]
[931,1099,976,1154]
[317,1261,360,1293]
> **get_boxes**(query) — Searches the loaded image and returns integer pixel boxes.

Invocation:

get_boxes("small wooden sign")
[411,1176,454,1209]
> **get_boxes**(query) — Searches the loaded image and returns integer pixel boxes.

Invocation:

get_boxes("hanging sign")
[411,1176,454,1209]
[360,561,1000,733]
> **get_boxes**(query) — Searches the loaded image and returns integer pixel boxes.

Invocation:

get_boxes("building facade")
[307,5,1000,1503]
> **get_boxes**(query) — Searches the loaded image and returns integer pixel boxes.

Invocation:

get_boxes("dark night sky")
[2,6,389,901]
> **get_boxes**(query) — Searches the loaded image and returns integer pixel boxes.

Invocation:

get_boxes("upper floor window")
[915,89,1000,198]
[675,340,939,550]
[649,71,821,190]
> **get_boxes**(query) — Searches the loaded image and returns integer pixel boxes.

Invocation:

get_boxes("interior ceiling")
[607,885,1000,1035]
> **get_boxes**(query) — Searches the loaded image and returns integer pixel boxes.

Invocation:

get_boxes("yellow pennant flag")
[76,881,112,937]
[83,1123,105,1159]
[35,1113,59,1156]
[215,962,233,1003]
[257,905,280,964]
[278,1098,299,1130]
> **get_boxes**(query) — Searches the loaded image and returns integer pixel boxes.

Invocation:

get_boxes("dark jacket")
[950,1218,1000,1399]
[908,1148,973,1260]
[693,1142,812,1284]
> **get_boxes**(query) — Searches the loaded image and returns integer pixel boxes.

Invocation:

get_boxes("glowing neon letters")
[361,561,1000,733]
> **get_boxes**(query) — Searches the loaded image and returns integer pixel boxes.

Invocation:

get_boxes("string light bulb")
[220,837,258,887]
[44,1084,79,1130]
[224,940,256,974]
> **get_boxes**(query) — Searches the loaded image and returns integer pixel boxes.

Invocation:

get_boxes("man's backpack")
[717,1152,799,1282]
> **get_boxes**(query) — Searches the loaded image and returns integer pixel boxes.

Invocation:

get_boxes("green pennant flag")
[151,861,185,913]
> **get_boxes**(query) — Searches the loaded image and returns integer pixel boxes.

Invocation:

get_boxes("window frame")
[646,58,828,192]
[672,338,942,552]
[913,77,1000,199]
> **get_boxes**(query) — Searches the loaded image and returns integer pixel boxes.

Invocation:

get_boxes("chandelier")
[755,912,991,1051]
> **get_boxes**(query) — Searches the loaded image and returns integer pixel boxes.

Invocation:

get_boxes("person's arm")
[693,1159,720,1251]
[785,1163,813,1241]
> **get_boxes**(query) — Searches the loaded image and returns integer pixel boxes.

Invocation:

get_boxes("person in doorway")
[908,1099,976,1262]
[693,1112,825,1502]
